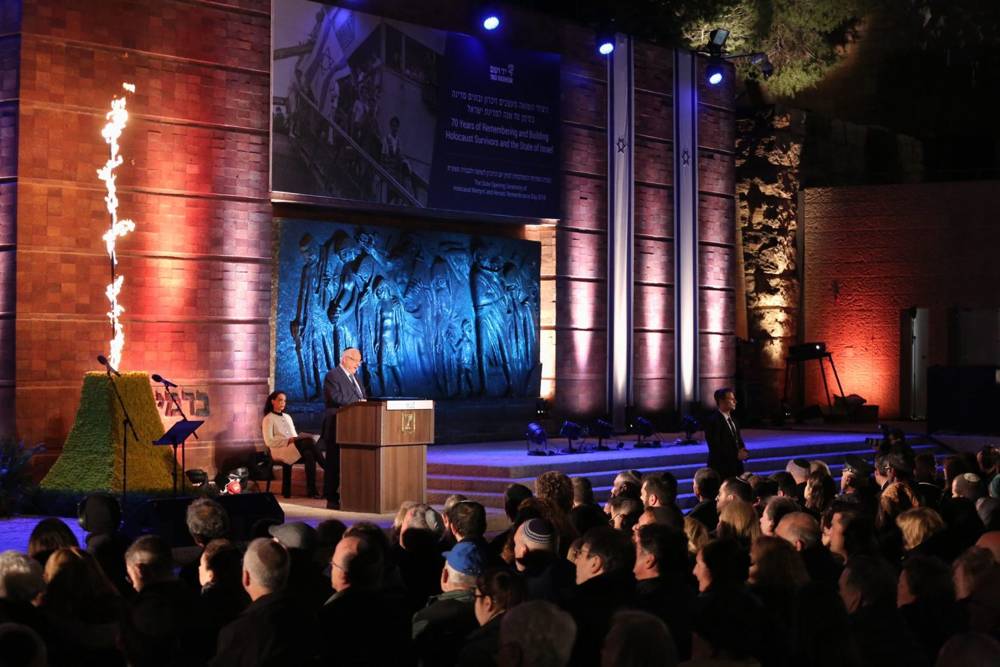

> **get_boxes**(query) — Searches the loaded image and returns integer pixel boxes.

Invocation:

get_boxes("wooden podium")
[337,399,434,513]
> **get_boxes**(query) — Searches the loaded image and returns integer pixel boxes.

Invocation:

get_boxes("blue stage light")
[482,14,500,31]
[526,422,554,456]
[526,422,547,444]
[598,40,614,55]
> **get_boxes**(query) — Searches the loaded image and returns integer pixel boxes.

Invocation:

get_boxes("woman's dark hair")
[42,547,119,619]
[28,518,80,561]
[805,471,837,514]
[476,567,525,612]
[504,483,534,521]
[263,390,285,416]
[700,538,749,590]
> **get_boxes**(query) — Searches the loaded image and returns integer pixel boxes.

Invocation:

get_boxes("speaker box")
[122,493,284,547]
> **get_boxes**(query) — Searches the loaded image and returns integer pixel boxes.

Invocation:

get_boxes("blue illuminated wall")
[275,218,541,402]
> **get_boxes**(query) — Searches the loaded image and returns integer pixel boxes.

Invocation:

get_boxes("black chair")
[247,448,297,498]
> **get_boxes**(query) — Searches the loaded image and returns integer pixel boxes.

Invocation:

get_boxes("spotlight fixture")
[699,28,774,84]
[596,27,615,56]
[526,422,553,456]
[707,28,730,56]
[185,469,209,487]
[750,52,774,79]
[632,416,660,448]
[591,419,615,450]
[480,5,501,32]
[675,414,701,445]
[706,61,725,86]
[559,421,584,453]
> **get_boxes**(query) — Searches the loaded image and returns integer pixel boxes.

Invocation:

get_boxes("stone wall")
[735,106,804,414]
[735,105,927,417]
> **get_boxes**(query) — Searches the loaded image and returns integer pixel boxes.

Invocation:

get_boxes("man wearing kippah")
[512,518,574,605]
[412,541,482,666]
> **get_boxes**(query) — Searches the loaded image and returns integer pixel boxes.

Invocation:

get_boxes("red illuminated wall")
[802,181,1000,417]
[7,0,735,466]
[14,0,272,472]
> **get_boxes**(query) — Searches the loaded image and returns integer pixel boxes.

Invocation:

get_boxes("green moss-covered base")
[41,372,175,494]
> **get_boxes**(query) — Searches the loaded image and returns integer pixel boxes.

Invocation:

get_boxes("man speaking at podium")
[322,348,366,509]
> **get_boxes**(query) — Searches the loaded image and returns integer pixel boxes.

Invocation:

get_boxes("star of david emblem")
[681,149,691,166]
[616,136,627,153]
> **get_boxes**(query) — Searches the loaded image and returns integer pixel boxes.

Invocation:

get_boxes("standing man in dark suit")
[322,347,366,509]
[703,387,749,481]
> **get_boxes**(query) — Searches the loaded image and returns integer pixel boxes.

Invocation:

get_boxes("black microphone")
[97,355,121,377]
[151,374,178,388]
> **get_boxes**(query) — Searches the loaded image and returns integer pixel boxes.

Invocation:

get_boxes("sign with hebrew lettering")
[271,1,561,219]
[152,383,211,433]
[274,218,541,402]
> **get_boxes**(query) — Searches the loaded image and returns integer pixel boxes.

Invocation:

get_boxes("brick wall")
[14,0,272,474]
[553,26,608,420]
[632,43,674,414]
[802,181,1000,417]
[696,59,737,405]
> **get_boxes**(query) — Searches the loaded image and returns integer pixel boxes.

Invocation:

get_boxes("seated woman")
[262,390,326,499]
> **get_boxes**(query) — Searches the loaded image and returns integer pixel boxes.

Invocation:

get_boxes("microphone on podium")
[97,355,121,377]
[151,374,178,388]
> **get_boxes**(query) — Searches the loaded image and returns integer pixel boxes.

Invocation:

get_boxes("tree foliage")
[681,0,868,96]
[520,0,869,96]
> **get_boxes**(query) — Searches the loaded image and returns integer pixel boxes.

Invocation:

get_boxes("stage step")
[425,430,948,511]
[426,443,942,494]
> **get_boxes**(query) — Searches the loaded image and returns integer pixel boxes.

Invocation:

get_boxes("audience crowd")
[1,441,999,667]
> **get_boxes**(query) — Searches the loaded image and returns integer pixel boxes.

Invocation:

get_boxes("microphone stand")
[105,367,139,508]
[158,380,197,494]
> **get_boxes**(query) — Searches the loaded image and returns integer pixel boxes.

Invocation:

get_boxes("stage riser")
[428,444,942,495]
[424,438,911,478]
[426,443,946,511]
[256,437,947,512]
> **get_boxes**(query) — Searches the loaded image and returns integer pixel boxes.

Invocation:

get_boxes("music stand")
[154,420,204,496]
